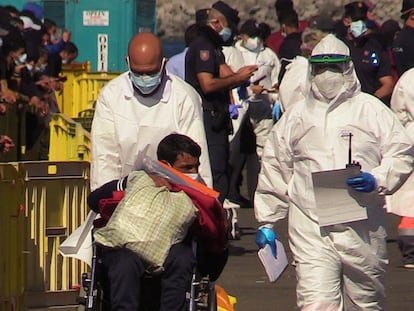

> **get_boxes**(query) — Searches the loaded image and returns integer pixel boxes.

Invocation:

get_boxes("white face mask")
[350,20,367,38]
[244,37,262,51]
[184,173,199,180]
[14,53,27,65]
[312,71,345,100]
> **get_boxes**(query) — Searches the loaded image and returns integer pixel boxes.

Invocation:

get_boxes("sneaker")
[403,263,414,269]
[225,207,241,240]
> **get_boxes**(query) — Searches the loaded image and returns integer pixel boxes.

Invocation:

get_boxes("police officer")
[392,0,414,77]
[337,1,394,106]
[185,1,257,204]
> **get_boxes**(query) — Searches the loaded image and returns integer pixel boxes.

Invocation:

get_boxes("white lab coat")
[255,34,414,310]
[90,71,212,190]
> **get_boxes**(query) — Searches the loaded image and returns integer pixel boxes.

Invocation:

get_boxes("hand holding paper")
[346,171,376,192]
[256,227,277,257]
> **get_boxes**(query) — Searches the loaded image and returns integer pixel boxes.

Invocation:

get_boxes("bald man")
[90,32,212,310]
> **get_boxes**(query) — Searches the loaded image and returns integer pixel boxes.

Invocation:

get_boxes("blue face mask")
[219,27,232,42]
[350,20,367,38]
[128,58,164,95]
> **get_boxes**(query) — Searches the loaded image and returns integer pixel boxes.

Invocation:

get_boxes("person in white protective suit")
[389,67,414,269]
[254,34,414,311]
[234,18,280,202]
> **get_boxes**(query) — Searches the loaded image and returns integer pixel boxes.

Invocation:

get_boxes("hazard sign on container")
[83,10,109,26]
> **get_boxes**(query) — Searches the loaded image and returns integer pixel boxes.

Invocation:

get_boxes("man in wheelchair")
[87,133,228,311]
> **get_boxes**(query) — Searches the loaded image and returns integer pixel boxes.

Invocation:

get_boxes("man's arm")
[197,64,257,95]
[375,75,394,100]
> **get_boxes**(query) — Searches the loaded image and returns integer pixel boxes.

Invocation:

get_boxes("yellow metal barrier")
[0,163,25,311]
[55,63,120,119]
[20,161,90,309]
[49,114,91,162]
[0,161,90,310]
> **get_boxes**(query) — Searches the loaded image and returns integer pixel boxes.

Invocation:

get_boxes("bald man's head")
[127,32,163,74]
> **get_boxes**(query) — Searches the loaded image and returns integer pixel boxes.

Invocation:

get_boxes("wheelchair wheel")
[207,283,217,311]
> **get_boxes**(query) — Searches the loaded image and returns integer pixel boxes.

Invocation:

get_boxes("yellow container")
[20,161,90,309]
[49,114,91,162]
[0,163,25,311]
[55,63,119,119]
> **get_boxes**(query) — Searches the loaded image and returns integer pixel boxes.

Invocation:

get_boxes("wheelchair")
[78,237,218,311]
[77,177,233,311]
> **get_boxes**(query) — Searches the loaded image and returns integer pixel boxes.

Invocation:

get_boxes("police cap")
[344,1,368,21]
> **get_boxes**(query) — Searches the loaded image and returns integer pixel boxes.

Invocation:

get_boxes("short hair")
[279,9,299,29]
[63,41,78,55]
[157,133,201,165]
[184,23,199,47]
[43,18,57,32]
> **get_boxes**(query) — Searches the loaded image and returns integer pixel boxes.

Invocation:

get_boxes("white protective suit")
[91,71,212,190]
[278,55,309,112]
[235,40,280,155]
[387,67,414,216]
[255,34,414,310]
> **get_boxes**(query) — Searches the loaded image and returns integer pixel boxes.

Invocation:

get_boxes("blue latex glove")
[229,104,242,119]
[256,227,277,257]
[272,102,281,121]
[346,171,377,192]
[237,81,250,101]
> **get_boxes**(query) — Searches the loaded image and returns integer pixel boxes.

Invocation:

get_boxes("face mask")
[312,70,345,100]
[62,59,68,65]
[129,59,164,95]
[35,63,47,72]
[350,20,367,38]
[244,37,262,51]
[26,63,33,71]
[219,26,232,42]
[14,53,27,65]
[184,173,199,180]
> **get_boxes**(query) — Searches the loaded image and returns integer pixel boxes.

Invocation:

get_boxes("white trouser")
[288,204,388,311]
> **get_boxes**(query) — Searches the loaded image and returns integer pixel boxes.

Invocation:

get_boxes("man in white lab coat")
[90,32,212,311]
[254,34,414,310]
[91,32,212,190]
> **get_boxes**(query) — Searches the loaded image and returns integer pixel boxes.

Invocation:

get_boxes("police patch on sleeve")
[200,50,210,61]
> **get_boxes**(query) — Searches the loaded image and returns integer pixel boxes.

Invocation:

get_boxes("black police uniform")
[346,35,392,105]
[392,25,414,77]
[185,25,231,204]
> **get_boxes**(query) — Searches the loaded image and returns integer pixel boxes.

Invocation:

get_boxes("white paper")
[257,240,288,282]
[312,167,368,226]
[59,211,96,267]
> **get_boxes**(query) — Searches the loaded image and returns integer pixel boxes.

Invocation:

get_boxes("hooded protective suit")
[255,34,414,310]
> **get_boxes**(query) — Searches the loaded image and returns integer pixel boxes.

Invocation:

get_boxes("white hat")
[20,15,41,31]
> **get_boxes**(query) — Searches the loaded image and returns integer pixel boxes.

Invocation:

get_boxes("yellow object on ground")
[216,284,237,311]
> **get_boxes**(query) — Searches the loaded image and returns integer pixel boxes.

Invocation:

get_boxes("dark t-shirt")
[392,25,414,77]
[185,26,229,114]
[348,35,392,98]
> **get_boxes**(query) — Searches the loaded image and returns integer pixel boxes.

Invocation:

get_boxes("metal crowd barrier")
[0,161,90,311]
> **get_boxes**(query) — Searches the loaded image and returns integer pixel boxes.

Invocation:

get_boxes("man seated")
[88,133,227,311]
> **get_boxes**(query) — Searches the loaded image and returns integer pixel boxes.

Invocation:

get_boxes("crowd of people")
[0,2,78,159]
[3,0,414,310]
